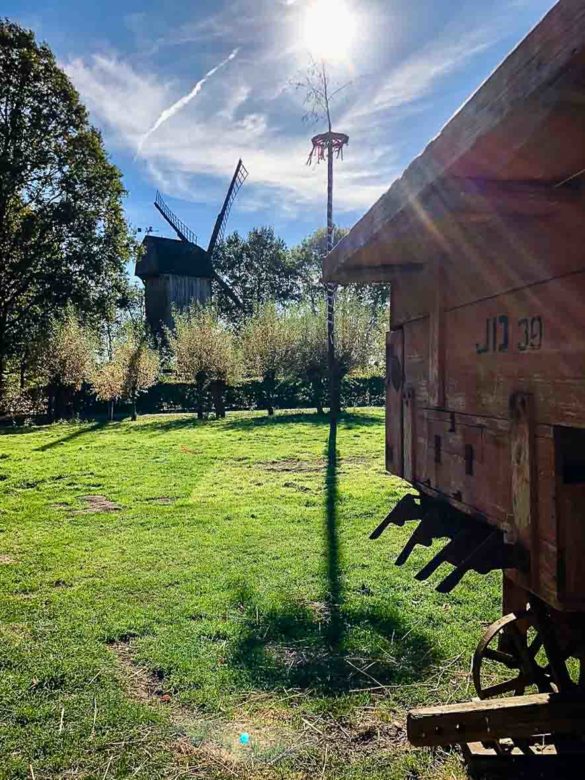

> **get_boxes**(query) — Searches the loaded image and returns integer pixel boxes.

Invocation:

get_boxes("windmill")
[136,159,248,334]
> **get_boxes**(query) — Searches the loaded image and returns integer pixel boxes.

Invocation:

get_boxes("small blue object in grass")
[239,732,250,746]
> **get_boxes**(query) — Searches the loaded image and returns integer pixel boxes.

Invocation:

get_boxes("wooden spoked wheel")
[472,611,556,699]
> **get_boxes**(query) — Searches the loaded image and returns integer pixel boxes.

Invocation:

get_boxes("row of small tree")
[6,293,383,422]
[11,313,160,422]
[169,296,384,418]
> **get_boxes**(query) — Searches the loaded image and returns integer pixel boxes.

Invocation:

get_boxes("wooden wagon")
[323,0,585,755]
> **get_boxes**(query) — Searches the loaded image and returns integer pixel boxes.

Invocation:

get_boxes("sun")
[302,0,356,62]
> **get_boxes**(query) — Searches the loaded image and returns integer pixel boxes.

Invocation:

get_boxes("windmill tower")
[135,160,248,334]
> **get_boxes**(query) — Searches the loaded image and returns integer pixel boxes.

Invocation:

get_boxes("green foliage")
[0,20,136,403]
[289,227,390,317]
[44,313,95,393]
[285,296,384,413]
[168,306,241,418]
[241,304,295,415]
[213,227,302,324]
[91,325,159,421]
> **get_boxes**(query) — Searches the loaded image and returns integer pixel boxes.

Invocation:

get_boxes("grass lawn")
[0,409,500,779]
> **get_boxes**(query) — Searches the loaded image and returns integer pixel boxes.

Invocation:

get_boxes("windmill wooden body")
[323,0,585,758]
[136,160,247,333]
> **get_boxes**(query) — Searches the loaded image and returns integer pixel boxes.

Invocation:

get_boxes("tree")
[44,312,95,420]
[169,306,240,420]
[118,331,159,421]
[0,21,135,406]
[289,296,383,414]
[289,304,328,415]
[206,324,240,419]
[290,226,348,310]
[91,326,158,421]
[290,227,389,319]
[91,358,124,421]
[213,228,301,324]
[241,304,293,415]
[335,294,384,380]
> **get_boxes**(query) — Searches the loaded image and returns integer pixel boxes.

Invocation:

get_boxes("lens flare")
[303,0,356,62]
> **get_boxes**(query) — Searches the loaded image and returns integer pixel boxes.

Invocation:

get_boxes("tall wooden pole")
[326,136,337,418]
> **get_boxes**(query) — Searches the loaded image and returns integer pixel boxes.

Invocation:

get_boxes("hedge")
[81,374,385,418]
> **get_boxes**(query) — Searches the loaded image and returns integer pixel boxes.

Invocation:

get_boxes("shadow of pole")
[325,413,343,649]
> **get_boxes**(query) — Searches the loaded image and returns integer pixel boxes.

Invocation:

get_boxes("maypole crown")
[307,131,349,165]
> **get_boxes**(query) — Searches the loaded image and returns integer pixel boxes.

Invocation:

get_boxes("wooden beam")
[325,263,424,285]
[407,693,585,747]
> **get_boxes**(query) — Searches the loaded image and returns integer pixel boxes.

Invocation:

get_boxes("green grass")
[0,409,500,779]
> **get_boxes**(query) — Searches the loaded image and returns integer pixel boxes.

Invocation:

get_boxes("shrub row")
[81,374,385,418]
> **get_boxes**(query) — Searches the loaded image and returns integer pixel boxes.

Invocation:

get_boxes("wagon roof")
[323,0,585,284]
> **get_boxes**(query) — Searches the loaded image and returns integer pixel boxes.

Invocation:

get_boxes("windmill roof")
[135,235,213,279]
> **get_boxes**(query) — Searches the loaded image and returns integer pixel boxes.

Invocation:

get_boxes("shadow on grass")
[35,420,110,452]
[227,590,438,695]
[117,409,383,436]
[223,410,383,431]
[226,415,438,695]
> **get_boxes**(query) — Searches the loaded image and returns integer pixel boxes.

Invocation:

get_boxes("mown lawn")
[0,409,500,779]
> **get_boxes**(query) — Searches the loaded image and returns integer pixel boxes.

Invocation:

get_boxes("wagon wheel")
[472,611,556,700]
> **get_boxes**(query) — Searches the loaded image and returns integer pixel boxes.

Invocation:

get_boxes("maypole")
[308,125,348,417]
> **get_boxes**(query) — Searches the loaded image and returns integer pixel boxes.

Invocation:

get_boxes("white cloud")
[63,2,520,223]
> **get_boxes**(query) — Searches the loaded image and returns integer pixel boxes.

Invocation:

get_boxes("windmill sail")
[154,191,198,245]
[207,159,249,258]
[150,161,248,311]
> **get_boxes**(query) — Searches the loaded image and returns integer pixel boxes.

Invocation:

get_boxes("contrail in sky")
[136,48,239,155]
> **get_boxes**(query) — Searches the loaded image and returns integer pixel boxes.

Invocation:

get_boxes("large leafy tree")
[212,227,301,324]
[290,226,390,318]
[0,20,135,404]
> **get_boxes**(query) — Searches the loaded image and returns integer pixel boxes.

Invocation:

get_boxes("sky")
[8,0,557,255]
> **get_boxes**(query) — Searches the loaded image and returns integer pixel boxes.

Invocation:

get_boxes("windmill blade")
[212,270,244,309]
[154,191,198,245]
[207,159,248,258]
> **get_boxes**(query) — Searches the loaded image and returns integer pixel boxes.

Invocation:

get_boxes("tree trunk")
[54,384,66,421]
[312,377,324,415]
[108,400,114,421]
[0,315,7,413]
[210,381,226,419]
[265,373,276,416]
[131,393,137,421]
[196,375,205,420]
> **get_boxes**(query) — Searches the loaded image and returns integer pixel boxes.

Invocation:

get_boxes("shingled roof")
[135,235,213,280]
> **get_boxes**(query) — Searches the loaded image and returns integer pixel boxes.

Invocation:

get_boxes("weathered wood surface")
[386,330,404,477]
[408,693,585,747]
[323,0,585,283]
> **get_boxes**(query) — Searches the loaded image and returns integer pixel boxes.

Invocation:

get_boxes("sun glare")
[302,0,356,62]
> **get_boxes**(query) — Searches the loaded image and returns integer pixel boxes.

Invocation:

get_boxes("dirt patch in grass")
[110,639,409,779]
[145,496,175,505]
[111,641,162,703]
[282,481,312,493]
[0,554,15,564]
[78,495,121,513]
[260,459,324,474]
[111,639,300,775]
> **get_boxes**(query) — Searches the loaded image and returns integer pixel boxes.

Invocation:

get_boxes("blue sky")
[9,0,556,252]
